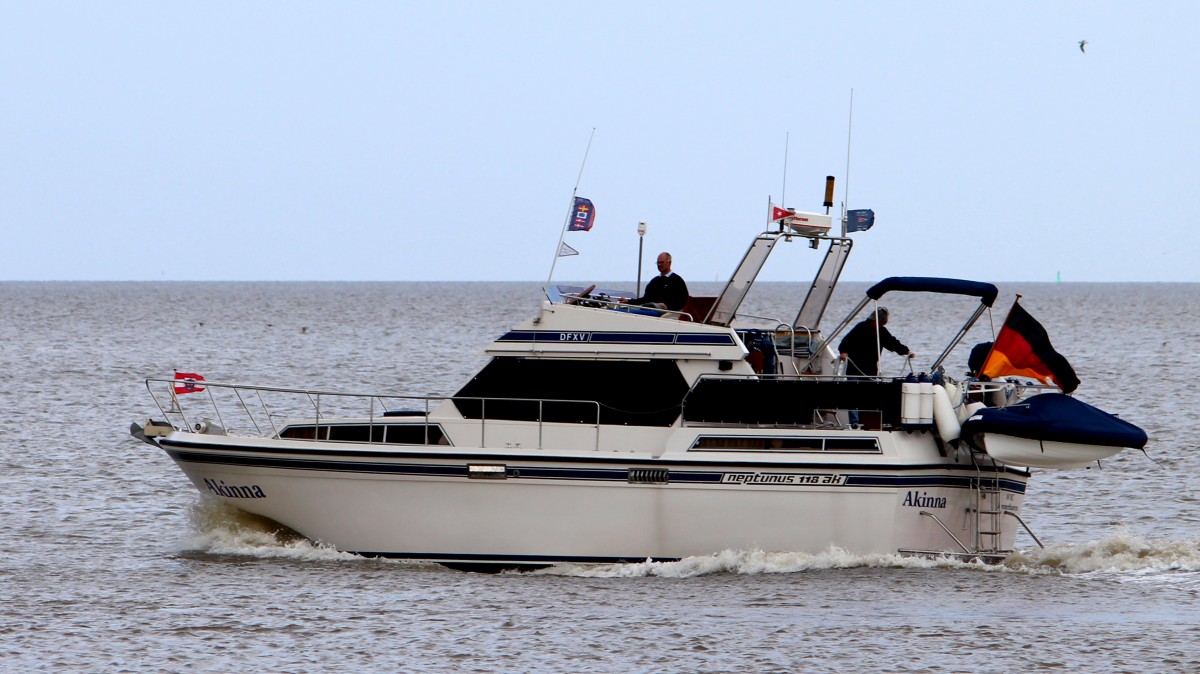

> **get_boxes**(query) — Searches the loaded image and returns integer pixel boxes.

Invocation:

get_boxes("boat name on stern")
[901,490,947,508]
[204,478,266,499]
[722,472,845,485]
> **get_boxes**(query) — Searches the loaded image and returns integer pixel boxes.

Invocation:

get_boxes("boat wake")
[1015,530,1200,575]
[180,498,360,562]
[540,530,1200,578]
[181,499,1200,582]
[531,547,977,578]
[534,529,1200,580]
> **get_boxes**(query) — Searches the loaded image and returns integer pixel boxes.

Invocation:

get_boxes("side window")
[453,357,689,426]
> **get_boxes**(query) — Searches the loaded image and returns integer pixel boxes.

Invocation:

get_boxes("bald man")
[625,252,689,311]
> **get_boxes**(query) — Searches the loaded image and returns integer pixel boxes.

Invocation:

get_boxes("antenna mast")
[781,132,789,208]
[546,128,596,286]
[842,89,854,237]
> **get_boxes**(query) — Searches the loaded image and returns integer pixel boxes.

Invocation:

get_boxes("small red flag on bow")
[174,371,206,395]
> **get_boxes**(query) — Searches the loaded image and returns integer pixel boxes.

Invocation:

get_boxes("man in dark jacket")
[838,307,915,377]
[624,252,689,311]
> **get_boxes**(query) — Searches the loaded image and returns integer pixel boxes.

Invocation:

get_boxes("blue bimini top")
[961,393,1148,449]
[865,277,999,307]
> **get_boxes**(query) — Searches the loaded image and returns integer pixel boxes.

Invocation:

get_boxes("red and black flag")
[981,299,1080,394]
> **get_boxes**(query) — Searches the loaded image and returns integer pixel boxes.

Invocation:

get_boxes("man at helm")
[623,252,689,312]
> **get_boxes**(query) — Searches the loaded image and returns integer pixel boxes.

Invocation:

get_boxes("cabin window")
[279,423,449,445]
[690,436,880,452]
[683,377,903,428]
[824,437,880,452]
[452,357,689,427]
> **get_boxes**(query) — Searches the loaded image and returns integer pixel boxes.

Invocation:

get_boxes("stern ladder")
[971,457,1007,555]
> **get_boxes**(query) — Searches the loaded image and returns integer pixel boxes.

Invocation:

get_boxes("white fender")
[919,381,935,425]
[942,380,961,408]
[901,379,920,424]
[932,384,960,443]
[959,401,986,424]
[965,401,985,416]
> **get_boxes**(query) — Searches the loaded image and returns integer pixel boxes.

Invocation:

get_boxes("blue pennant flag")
[846,208,875,232]
[567,197,595,231]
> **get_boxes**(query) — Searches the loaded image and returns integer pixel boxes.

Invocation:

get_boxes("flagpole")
[842,89,853,238]
[979,294,1019,369]
[546,128,597,287]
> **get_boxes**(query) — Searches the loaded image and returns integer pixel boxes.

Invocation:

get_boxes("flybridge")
[704,230,853,331]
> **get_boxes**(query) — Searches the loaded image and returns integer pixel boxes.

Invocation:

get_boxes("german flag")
[981,300,1080,394]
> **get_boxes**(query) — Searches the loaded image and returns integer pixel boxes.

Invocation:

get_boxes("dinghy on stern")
[960,393,1148,469]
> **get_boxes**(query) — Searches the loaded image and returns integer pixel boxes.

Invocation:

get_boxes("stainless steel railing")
[144,377,603,450]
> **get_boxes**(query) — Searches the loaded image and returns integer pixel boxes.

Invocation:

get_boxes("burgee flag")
[557,242,579,257]
[846,209,875,232]
[981,300,1080,393]
[769,202,791,222]
[567,197,595,231]
[174,371,206,394]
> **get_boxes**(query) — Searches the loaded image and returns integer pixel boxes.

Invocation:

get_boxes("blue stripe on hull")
[163,448,1028,495]
[159,439,1031,476]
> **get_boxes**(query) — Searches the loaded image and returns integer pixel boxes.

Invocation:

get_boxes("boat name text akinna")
[204,478,267,499]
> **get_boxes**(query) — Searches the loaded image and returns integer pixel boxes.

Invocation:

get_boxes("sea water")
[2,281,1199,673]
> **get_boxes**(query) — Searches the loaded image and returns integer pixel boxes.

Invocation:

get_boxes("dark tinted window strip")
[684,378,905,428]
[690,436,880,452]
[453,357,688,427]
[590,333,676,344]
[496,331,735,346]
[825,438,882,451]
[675,334,737,345]
[280,423,449,446]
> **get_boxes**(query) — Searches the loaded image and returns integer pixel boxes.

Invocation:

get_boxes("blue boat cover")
[961,393,1147,449]
[866,277,999,307]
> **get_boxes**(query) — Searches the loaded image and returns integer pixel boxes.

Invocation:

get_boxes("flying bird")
[1079,40,1087,53]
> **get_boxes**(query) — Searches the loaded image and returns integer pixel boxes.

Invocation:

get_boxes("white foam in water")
[538,532,1200,579]
[533,547,1006,578]
[181,497,359,562]
[1013,529,1200,577]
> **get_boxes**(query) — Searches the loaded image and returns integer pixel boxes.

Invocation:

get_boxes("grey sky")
[3,2,1196,282]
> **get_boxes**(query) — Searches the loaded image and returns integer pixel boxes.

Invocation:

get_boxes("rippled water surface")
[3,280,1200,672]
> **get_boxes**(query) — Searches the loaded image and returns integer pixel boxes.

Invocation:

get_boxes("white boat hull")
[163,433,1029,566]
